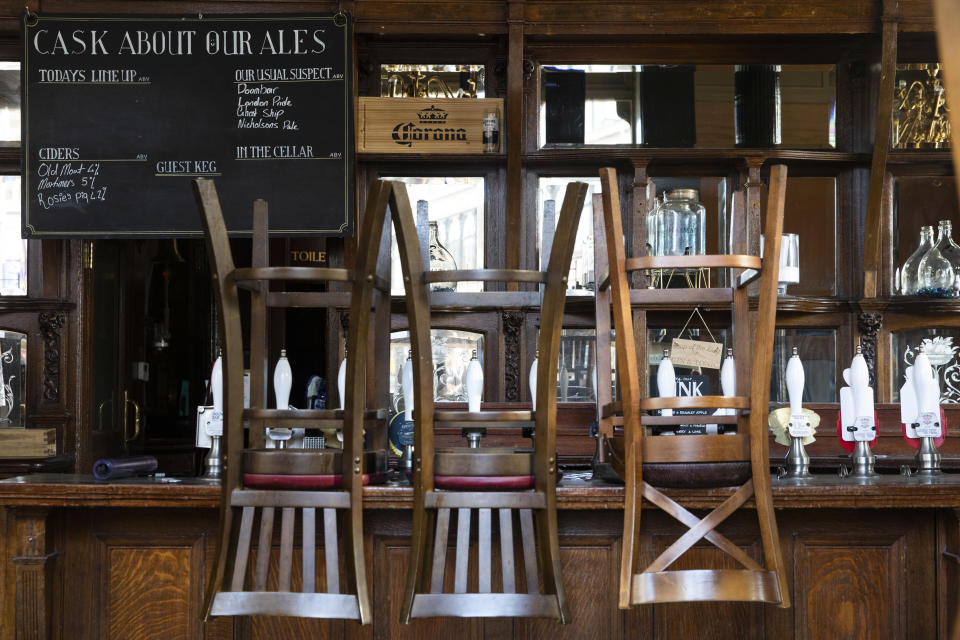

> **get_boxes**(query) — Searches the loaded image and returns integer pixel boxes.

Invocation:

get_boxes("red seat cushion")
[243,472,387,489]
[433,475,535,490]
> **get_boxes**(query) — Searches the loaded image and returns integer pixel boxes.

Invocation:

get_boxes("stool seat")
[242,441,388,490]
[605,435,751,488]
[243,472,388,489]
[433,475,536,490]
[434,447,533,475]
[243,448,386,475]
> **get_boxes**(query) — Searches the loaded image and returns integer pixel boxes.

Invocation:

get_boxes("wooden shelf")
[887,150,953,164]
[358,153,505,164]
[880,296,960,314]
[772,296,854,314]
[523,148,869,171]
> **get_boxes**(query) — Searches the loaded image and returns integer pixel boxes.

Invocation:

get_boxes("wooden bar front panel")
[0,504,947,640]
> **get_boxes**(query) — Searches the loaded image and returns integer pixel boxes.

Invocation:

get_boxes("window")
[388,176,484,294]
[0,62,23,296]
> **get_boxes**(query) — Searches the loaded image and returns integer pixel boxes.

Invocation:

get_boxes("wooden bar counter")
[1,471,959,639]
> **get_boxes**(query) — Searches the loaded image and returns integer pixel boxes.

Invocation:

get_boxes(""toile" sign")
[357,97,502,154]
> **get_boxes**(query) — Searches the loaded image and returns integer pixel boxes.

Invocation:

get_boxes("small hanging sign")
[670,338,723,369]
[670,307,722,369]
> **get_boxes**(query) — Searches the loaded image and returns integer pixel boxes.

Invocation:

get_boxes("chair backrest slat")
[430,508,452,593]
[499,509,516,594]
[302,508,316,593]
[454,508,472,594]
[254,506,275,592]
[324,508,340,594]
[277,507,296,591]
[478,508,492,593]
[519,509,538,594]
[231,506,256,592]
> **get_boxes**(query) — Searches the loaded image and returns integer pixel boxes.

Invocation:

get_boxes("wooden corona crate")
[357,97,502,154]
[0,427,57,458]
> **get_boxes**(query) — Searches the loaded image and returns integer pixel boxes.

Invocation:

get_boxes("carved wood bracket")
[38,312,65,405]
[502,310,524,402]
[857,311,883,389]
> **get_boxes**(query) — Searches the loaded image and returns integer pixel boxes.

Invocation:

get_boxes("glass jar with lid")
[654,189,705,256]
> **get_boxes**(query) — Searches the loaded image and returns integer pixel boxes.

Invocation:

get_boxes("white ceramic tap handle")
[211,354,223,414]
[657,350,675,417]
[465,350,483,413]
[401,351,414,423]
[720,352,736,397]
[529,351,539,412]
[337,353,347,410]
[785,349,804,417]
[913,348,936,415]
[273,349,292,410]
[850,348,873,421]
[901,365,919,427]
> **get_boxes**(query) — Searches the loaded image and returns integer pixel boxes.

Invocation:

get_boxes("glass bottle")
[919,220,960,296]
[428,221,458,292]
[646,194,661,256]
[900,225,934,295]
[656,189,705,256]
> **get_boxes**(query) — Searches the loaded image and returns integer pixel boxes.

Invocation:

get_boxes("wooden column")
[12,508,54,640]
[935,0,960,206]
[630,161,653,289]
[505,0,525,286]
[863,0,899,299]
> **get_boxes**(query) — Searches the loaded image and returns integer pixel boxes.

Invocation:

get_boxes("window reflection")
[0,176,25,296]
[539,64,836,149]
[380,64,485,99]
[388,177,484,294]
[537,177,598,295]
[0,62,19,143]
[770,328,836,403]
[0,61,24,296]
[390,329,484,406]
[557,329,599,403]
[892,328,960,404]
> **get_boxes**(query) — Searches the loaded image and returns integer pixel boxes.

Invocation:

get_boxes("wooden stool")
[194,179,410,623]
[596,165,791,608]
[396,180,589,622]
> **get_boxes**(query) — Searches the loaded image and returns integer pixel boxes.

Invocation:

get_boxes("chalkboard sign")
[22,14,352,238]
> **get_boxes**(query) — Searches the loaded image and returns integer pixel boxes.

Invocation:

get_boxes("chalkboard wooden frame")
[22,13,353,238]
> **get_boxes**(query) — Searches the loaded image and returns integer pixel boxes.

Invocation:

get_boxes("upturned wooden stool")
[595,165,791,608]
[194,179,413,623]
[396,180,589,622]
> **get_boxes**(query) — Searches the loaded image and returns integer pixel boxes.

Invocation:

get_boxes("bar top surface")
[1,472,960,510]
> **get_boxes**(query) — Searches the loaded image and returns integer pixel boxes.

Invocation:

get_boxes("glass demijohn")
[900,225,934,295]
[919,220,960,296]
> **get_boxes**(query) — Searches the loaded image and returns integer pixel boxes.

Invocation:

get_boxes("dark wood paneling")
[374,536,483,640]
[103,543,198,640]
[60,508,228,640]
[796,535,905,640]
[0,498,954,639]
[791,510,935,640]
[517,535,622,640]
